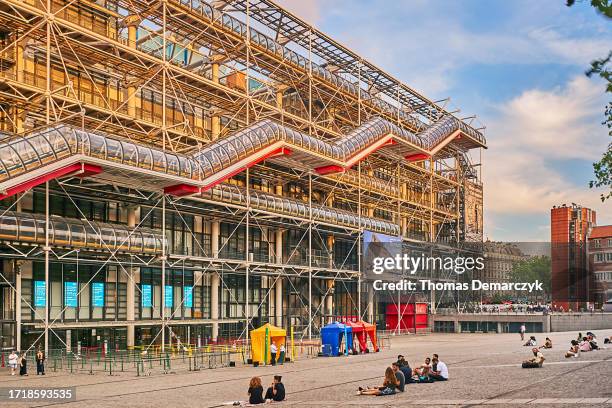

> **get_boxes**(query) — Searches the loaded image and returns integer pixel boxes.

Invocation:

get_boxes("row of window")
[594,252,612,263]
[593,239,612,249]
[594,271,612,282]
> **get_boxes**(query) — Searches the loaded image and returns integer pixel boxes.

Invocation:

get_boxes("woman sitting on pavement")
[522,348,545,368]
[248,377,265,405]
[540,337,553,349]
[523,336,537,347]
[579,337,592,352]
[358,367,400,396]
[565,340,580,358]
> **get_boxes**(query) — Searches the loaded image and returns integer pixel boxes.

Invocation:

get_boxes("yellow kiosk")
[250,323,286,365]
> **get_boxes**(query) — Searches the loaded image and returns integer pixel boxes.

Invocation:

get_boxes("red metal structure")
[385,303,428,332]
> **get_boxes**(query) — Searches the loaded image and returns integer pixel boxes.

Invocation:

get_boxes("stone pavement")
[1,329,611,407]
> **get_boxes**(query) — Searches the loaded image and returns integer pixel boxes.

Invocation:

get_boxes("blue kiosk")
[321,322,353,356]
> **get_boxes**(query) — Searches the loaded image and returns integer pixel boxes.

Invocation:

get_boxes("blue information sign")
[92,282,105,307]
[184,286,193,308]
[164,285,173,307]
[142,284,152,307]
[34,281,46,307]
[64,281,78,307]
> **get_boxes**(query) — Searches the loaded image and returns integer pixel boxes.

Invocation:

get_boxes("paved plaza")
[1,329,611,407]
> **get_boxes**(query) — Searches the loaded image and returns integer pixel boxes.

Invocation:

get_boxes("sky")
[277,0,612,241]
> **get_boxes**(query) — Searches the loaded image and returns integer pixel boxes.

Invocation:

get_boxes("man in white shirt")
[270,342,278,366]
[430,356,448,381]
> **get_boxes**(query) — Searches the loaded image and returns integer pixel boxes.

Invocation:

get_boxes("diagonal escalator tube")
[0,114,483,237]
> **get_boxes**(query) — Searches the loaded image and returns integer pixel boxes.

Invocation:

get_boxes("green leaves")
[509,256,552,295]
[566,0,612,19]
[568,3,612,200]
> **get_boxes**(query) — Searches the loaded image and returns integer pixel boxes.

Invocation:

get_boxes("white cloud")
[482,75,611,239]
[306,1,611,97]
[492,76,607,160]
[274,0,324,26]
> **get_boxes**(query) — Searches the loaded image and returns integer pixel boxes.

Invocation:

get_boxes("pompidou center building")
[0,0,485,352]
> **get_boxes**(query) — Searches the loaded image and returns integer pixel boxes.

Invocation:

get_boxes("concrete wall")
[432,313,612,333]
[550,313,612,332]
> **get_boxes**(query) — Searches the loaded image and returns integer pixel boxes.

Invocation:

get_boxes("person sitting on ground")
[429,356,449,381]
[604,336,612,344]
[391,362,405,392]
[565,340,580,358]
[540,337,553,349]
[587,334,599,350]
[524,336,537,347]
[579,337,592,352]
[358,367,399,396]
[412,357,432,379]
[265,375,285,402]
[248,376,265,405]
[522,348,545,368]
[396,355,413,383]
[577,332,583,342]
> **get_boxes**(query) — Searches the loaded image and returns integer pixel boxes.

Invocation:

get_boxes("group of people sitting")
[523,336,552,349]
[357,354,448,396]
[241,375,286,405]
[565,332,603,357]
[521,336,552,368]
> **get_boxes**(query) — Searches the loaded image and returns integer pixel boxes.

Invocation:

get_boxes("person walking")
[519,324,526,341]
[19,352,28,376]
[8,350,18,376]
[35,349,45,375]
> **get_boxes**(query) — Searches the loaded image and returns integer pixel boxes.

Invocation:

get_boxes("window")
[594,239,601,248]
[595,253,604,263]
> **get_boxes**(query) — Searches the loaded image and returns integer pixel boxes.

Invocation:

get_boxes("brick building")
[550,204,596,311]
[588,226,612,310]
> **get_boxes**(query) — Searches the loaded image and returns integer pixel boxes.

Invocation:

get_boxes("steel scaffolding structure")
[0,0,485,354]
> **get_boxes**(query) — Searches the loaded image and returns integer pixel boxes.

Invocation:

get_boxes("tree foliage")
[566,0,612,18]
[509,256,552,295]
[586,52,612,201]
[566,1,612,200]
